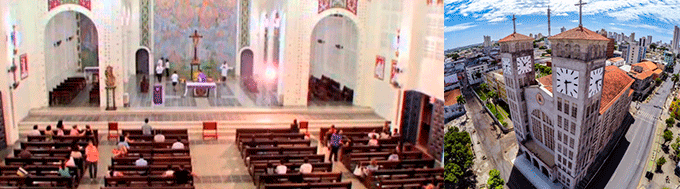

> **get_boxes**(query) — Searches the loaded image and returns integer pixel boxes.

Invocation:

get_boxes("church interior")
[0,0,444,189]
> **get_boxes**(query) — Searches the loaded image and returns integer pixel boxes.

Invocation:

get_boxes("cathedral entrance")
[135,49,149,75]
[308,14,358,106]
[44,11,99,107]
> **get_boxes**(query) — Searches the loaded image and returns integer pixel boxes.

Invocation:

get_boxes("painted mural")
[154,0,238,81]
[79,14,98,68]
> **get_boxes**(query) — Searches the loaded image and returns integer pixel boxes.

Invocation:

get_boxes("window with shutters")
[571,103,577,118]
[557,97,562,111]
[571,122,576,135]
[557,115,562,129]
[563,102,570,115]
[569,137,574,148]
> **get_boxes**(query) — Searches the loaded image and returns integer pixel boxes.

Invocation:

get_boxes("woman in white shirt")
[275,163,287,174]
[367,135,379,146]
[155,64,164,83]
[171,71,179,92]
[220,62,230,82]
[171,138,185,149]
[299,157,313,174]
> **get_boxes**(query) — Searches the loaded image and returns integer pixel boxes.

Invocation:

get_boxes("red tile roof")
[538,74,553,93]
[536,66,633,114]
[607,57,624,62]
[548,26,609,41]
[599,66,634,114]
[445,89,462,106]
[629,61,662,80]
[498,33,534,43]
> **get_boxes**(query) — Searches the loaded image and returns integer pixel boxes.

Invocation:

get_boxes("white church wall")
[44,12,80,92]
[309,15,358,90]
[0,2,20,144]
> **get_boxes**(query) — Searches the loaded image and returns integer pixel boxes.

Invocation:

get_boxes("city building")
[630,32,635,43]
[621,43,646,65]
[647,35,652,46]
[501,26,634,189]
[606,57,625,67]
[445,89,466,121]
[484,35,492,47]
[627,61,663,100]
[673,26,680,53]
[605,35,615,58]
[465,58,488,85]
[664,51,676,67]
[639,37,648,48]
[484,69,507,102]
[445,73,460,91]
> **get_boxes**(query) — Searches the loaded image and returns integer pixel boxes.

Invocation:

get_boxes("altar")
[183,82,217,97]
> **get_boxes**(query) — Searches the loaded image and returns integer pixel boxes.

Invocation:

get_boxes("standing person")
[327,129,343,162]
[85,140,99,180]
[173,165,195,186]
[197,69,207,82]
[157,57,164,70]
[141,118,153,136]
[220,61,230,82]
[155,63,164,83]
[171,71,179,92]
[165,58,170,77]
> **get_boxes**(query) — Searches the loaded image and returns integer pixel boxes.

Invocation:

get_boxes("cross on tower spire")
[575,0,587,27]
[512,14,516,33]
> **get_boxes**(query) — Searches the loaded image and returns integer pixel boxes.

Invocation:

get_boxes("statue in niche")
[105,66,116,87]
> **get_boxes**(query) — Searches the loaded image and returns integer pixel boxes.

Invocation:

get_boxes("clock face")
[588,67,604,98]
[555,67,580,98]
[502,58,512,75]
[516,56,532,74]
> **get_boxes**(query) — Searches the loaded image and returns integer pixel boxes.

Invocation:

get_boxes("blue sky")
[445,0,680,50]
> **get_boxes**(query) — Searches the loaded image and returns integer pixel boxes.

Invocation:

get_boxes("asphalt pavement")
[602,65,679,189]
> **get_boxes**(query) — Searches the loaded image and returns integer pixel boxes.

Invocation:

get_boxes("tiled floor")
[60,134,367,189]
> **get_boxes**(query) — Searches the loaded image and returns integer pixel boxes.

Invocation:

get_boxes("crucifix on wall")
[189,30,203,81]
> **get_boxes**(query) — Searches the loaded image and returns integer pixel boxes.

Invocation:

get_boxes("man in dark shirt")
[174,165,193,185]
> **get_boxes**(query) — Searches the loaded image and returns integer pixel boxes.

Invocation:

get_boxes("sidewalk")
[637,88,679,189]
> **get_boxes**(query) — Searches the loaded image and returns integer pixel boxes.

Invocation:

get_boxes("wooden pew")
[263,181,352,189]
[12,149,72,157]
[103,175,191,187]
[242,146,317,159]
[0,175,75,188]
[235,129,294,142]
[0,165,79,181]
[357,159,436,169]
[364,168,444,188]
[111,156,191,166]
[101,187,194,189]
[20,141,88,150]
[106,165,192,176]
[126,148,191,157]
[238,139,310,152]
[126,134,189,142]
[257,172,343,188]
[246,154,324,167]
[122,129,188,136]
[319,126,383,145]
[128,141,189,149]
[249,162,332,178]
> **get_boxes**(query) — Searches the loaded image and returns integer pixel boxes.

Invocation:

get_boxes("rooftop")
[445,89,462,106]
[537,66,634,113]
[548,26,609,41]
[498,32,534,43]
[629,61,662,80]
[607,57,624,62]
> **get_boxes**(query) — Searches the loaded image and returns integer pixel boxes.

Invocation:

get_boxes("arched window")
[564,44,571,59]
[587,45,594,60]
[555,43,561,57]
[573,44,581,60]
[515,43,520,52]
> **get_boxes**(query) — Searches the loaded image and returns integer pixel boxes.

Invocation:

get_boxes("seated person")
[112,143,128,158]
[367,135,379,146]
[387,150,400,161]
[275,163,288,174]
[154,133,166,143]
[58,161,71,177]
[29,125,41,136]
[70,125,81,136]
[266,163,275,174]
[367,129,379,139]
[135,155,149,175]
[392,128,400,137]
[55,124,65,136]
[82,125,94,137]
[65,154,77,167]
[108,165,124,177]
[162,165,175,177]
[171,138,185,149]
[44,125,54,141]
[363,159,380,175]
[300,157,313,174]
[18,149,32,159]
[174,165,195,185]
[379,130,391,139]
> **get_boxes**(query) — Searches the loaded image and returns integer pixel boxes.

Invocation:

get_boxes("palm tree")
[456,95,466,105]
[672,74,679,86]
[487,90,499,117]
[480,83,489,92]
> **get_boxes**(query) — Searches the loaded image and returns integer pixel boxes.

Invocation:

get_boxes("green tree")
[657,156,667,167]
[672,74,679,85]
[539,46,547,50]
[667,118,675,128]
[480,83,489,92]
[444,127,474,186]
[447,53,460,60]
[664,130,673,144]
[655,78,663,86]
[487,91,499,117]
[650,43,657,51]
[546,49,552,54]
[487,169,505,189]
[456,95,466,105]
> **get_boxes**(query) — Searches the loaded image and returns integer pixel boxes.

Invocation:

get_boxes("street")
[599,64,680,189]
[461,88,533,189]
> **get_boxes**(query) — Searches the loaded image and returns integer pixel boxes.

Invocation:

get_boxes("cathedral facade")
[501,26,634,188]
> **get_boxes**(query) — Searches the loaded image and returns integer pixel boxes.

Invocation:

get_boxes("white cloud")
[445,22,478,33]
[447,0,680,24]
[571,20,579,23]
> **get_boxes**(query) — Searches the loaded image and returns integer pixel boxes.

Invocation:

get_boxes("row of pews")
[320,126,445,189]
[236,128,352,189]
[89,82,100,104]
[49,77,86,106]
[0,137,94,188]
[104,129,194,189]
[309,75,353,103]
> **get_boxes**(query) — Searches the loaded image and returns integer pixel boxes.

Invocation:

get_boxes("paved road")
[603,65,679,189]
[462,89,527,187]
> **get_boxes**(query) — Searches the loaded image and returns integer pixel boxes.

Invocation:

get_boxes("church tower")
[499,15,535,142]
[547,26,609,188]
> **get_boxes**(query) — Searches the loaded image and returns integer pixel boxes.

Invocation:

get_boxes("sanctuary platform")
[18,106,386,137]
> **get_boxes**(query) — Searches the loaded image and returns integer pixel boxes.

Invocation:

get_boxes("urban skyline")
[445,0,680,49]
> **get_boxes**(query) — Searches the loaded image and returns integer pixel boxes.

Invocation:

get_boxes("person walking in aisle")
[85,140,99,181]
[165,58,170,77]
[155,63,164,83]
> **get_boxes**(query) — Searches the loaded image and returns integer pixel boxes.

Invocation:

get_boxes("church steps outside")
[18,106,386,137]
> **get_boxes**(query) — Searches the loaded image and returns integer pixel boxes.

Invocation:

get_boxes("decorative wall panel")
[79,14,98,68]
[239,0,250,49]
[154,0,238,80]
[140,0,150,47]
[318,0,358,15]
[48,0,91,11]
